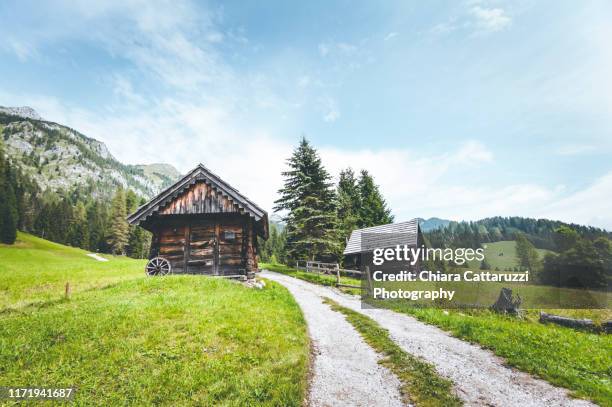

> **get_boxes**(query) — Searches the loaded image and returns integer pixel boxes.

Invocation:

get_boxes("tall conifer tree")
[0,140,18,244]
[108,187,129,255]
[337,168,360,242]
[274,137,339,261]
[357,170,393,228]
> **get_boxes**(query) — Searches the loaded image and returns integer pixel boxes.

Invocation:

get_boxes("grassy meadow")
[0,234,309,405]
[467,240,554,270]
[0,232,144,309]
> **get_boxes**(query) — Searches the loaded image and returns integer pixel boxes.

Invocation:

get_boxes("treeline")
[0,139,150,258]
[426,216,612,252]
[539,226,611,289]
[260,137,393,263]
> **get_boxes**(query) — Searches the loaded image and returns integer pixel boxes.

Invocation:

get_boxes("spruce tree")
[125,193,150,258]
[274,137,339,261]
[337,168,360,242]
[108,188,129,255]
[515,233,539,272]
[357,170,393,228]
[68,201,89,249]
[0,140,18,244]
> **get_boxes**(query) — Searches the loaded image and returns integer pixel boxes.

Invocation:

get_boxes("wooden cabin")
[343,219,423,271]
[127,164,268,277]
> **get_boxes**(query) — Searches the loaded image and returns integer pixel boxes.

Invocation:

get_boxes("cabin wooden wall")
[150,213,258,276]
[160,181,240,216]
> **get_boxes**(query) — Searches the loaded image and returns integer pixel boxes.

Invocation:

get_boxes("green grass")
[467,240,554,270]
[260,262,362,294]
[323,298,462,407]
[0,234,310,405]
[374,300,612,406]
[0,232,144,310]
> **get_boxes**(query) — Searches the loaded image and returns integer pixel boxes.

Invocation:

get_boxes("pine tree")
[125,192,150,259]
[515,233,539,272]
[259,222,287,264]
[108,188,129,255]
[357,170,393,228]
[274,137,339,261]
[337,168,360,242]
[0,140,18,244]
[68,201,89,249]
[87,200,110,253]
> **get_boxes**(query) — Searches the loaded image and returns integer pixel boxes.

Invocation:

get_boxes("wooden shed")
[343,219,423,271]
[127,164,268,277]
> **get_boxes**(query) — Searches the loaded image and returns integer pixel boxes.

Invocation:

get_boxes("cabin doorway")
[187,223,218,274]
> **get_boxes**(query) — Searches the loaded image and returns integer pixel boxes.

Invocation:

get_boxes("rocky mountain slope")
[0,106,180,198]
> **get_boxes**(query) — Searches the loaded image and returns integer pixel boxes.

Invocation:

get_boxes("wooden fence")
[294,261,368,290]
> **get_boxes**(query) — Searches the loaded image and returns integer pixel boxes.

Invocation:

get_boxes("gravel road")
[262,270,596,407]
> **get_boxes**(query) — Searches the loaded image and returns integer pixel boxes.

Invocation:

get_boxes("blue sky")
[1,0,611,228]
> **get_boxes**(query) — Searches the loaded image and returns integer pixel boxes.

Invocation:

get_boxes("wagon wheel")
[146,257,171,276]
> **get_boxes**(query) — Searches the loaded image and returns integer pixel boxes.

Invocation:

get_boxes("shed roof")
[343,219,420,255]
[127,164,268,237]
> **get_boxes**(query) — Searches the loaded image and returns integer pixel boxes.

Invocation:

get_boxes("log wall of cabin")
[149,213,258,275]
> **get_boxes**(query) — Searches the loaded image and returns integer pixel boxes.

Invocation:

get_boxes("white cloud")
[384,32,398,41]
[3,38,36,61]
[538,172,612,230]
[111,74,146,106]
[452,140,494,164]
[431,21,458,35]
[320,96,340,122]
[470,6,512,32]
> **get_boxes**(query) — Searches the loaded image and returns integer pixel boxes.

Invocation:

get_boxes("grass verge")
[323,297,462,406]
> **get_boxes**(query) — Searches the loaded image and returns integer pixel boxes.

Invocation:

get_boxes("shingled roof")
[127,164,268,237]
[343,219,420,255]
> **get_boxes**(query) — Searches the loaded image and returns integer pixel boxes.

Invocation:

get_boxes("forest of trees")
[264,137,393,263]
[0,139,150,258]
[539,226,611,289]
[425,216,612,252]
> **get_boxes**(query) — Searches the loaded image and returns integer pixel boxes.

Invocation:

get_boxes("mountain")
[418,217,452,232]
[0,106,42,120]
[134,163,182,192]
[0,106,180,198]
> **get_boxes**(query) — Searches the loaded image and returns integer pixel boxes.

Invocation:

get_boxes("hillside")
[0,233,309,405]
[467,240,554,270]
[0,106,180,198]
[0,232,144,309]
